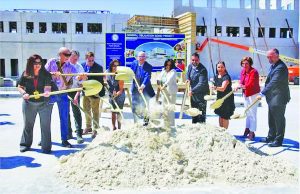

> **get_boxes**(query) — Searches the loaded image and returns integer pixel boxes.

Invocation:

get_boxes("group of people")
[193,48,290,147]
[18,48,107,153]
[18,47,290,154]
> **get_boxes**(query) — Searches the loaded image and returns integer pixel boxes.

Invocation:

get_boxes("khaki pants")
[83,96,100,130]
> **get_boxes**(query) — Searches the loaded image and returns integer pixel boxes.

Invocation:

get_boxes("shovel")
[231,98,260,119]
[161,88,175,111]
[184,85,202,117]
[204,81,217,101]
[115,66,135,81]
[67,95,100,128]
[59,66,133,81]
[179,84,188,119]
[104,85,124,120]
[120,66,161,126]
[29,80,102,98]
[210,90,234,110]
[119,67,149,110]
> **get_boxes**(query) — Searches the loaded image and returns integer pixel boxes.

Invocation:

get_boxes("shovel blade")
[230,113,246,119]
[185,108,202,117]
[204,95,216,101]
[210,99,223,110]
[116,66,135,81]
[82,80,103,96]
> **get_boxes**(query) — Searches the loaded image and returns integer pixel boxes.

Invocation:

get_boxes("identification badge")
[33,90,40,99]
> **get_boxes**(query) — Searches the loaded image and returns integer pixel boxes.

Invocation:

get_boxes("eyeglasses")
[34,61,42,65]
[62,53,71,57]
[138,56,146,58]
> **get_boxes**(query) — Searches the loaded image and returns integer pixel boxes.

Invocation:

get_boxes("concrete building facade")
[0,9,130,78]
[174,0,299,79]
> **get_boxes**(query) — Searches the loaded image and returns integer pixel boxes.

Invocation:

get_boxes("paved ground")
[0,85,299,194]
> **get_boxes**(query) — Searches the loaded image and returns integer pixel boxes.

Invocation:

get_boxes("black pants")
[267,104,286,144]
[191,99,207,123]
[68,92,82,136]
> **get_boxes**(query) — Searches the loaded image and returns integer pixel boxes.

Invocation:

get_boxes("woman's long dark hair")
[109,59,120,72]
[215,61,228,75]
[164,59,176,70]
[25,54,45,78]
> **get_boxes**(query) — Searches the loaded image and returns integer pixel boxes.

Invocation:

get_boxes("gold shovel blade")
[210,99,224,110]
[116,66,135,81]
[82,80,103,96]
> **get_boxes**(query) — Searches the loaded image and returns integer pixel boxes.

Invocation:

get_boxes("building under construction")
[126,0,299,79]
[0,0,299,80]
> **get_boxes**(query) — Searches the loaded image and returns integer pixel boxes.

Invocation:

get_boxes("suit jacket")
[186,63,209,102]
[81,61,105,97]
[130,60,155,98]
[261,59,290,106]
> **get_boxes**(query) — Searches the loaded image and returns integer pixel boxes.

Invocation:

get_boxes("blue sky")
[0,0,174,16]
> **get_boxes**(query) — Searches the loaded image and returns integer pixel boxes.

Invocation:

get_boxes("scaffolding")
[127,15,179,30]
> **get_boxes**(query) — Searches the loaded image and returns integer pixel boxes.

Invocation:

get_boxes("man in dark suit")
[131,51,155,125]
[186,52,209,123]
[258,48,290,147]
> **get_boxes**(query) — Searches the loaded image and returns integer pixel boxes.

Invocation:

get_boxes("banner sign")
[106,33,186,72]
[105,33,126,69]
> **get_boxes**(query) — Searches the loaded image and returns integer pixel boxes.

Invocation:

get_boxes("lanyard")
[33,76,38,90]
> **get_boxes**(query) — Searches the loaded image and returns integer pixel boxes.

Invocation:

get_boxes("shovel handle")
[67,95,100,128]
[133,77,149,111]
[221,90,234,101]
[103,85,124,120]
[29,88,82,98]
[188,87,193,109]
[59,73,118,76]
[179,83,188,119]
[245,98,260,113]
[161,89,170,105]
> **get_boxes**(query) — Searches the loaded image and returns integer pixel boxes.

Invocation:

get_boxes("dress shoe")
[268,141,282,147]
[247,132,255,141]
[20,146,30,153]
[83,128,92,135]
[243,128,250,137]
[62,140,73,148]
[91,130,97,139]
[260,137,274,143]
[42,149,51,154]
[76,134,84,144]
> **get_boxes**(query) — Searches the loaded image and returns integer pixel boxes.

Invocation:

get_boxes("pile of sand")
[57,123,298,191]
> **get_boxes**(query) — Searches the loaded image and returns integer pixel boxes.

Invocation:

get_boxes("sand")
[57,123,298,191]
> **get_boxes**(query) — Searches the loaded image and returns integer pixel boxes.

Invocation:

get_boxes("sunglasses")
[34,61,42,65]
[62,53,71,57]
